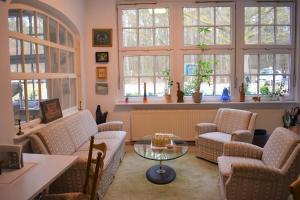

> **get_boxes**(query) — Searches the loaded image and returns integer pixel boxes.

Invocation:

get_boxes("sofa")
[28,109,127,199]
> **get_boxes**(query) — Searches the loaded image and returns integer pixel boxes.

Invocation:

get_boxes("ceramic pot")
[192,92,203,103]
[164,94,172,103]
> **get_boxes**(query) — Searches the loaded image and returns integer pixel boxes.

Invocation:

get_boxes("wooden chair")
[291,178,300,200]
[41,136,106,200]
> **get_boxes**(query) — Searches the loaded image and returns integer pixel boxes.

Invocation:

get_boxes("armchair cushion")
[231,130,253,143]
[223,142,263,159]
[195,123,217,135]
[97,121,123,132]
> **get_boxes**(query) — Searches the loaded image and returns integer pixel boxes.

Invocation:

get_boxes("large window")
[9,7,77,124]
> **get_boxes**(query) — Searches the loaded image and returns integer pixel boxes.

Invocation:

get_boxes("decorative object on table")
[151,133,174,148]
[95,82,108,95]
[252,96,261,102]
[189,28,213,103]
[239,82,245,102]
[220,88,230,102]
[92,29,112,47]
[16,119,24,136]
[40,98,63,123]
[0,145,23,169]
[95,52,109,63]
[160,68,173,103]
[96,66,107,81]
[176,82,184,103]
[282,107,300,134]
[95,105,108,125]
[143,82,148,103]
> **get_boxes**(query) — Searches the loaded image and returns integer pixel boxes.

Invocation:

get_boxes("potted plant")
[191,28,213,103]
[282,107,300,134]
[160,68,173,103]
[274,82,288,101]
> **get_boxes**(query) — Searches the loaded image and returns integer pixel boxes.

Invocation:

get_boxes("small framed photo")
[95,82,108,95]
[92,29,112,47]
[96,67,107,81]
[40,98,63,123]
[96,52,109,63]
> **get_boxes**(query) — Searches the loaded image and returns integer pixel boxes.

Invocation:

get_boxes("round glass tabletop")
[134,135,189,161]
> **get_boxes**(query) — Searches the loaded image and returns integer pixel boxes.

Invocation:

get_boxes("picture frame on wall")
[96,52,109,63]
[92,29,112,47]
[95,82,108,95]
[40,98,63,123]
[96,66,107,81]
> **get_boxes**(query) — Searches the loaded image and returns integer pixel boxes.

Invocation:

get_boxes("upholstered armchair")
[195,108,257,163]
[218,127,300,200]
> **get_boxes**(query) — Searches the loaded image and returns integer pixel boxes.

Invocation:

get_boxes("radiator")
[130,110,216,141]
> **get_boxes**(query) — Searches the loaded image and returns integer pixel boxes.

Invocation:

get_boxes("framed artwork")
[92,29,112,47]
[40,98,63,123]
[96,52,109,63]
[95,83,108,95]
[96,67,107,81]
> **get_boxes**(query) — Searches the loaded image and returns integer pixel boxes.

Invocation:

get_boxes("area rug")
[103,146,222,200]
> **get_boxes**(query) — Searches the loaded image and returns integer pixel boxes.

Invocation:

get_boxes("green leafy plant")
[282,107,299,128]
[274,82,288,97]
[260,82,271,96]
[160,68,173,95]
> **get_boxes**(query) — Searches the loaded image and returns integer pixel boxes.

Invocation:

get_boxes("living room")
[0,0,300,200]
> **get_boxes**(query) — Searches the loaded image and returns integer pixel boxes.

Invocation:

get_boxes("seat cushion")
[94,131,127,140]
[199,132,232,143]
[78,138,122,152]
[217,156,265,184]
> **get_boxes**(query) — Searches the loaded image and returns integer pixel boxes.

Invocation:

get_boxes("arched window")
[8,4,79,125]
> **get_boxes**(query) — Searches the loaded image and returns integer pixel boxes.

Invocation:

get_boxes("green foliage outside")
[260,82,271,96]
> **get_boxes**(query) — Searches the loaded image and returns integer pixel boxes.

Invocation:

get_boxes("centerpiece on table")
[151,133,174,149]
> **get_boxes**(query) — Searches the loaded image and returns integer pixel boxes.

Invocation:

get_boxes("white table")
[0,153,77,200]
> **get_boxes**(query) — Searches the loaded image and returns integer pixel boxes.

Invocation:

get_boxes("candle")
[144,82,146,95]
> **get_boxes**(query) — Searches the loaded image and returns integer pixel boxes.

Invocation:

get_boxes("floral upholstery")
[217,127,300,200]
[195,108,257,163]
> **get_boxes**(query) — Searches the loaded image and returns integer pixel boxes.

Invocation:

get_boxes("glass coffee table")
[134,135,188,184]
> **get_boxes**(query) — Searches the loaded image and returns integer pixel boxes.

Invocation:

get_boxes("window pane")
[62,79,70,109]
[22,10,35,36]
[199,7,214,26]
[139,9,153,27]
[261,26,274,44]
[123,28,137,47]
[24,41,37,73]
[259,77,273,95]
[275,54,290,74]
[122,10,137,27]
[37,13,47,40]
[50,48,58,72]
[183,8,198,26]
[52,79,61,100]
[215,76,230,95]
[156,77,167,96]
[140,56,154,76]
[216,26,230,45]
[140,77,154,96]
[261,7,274,25]
[201,80,213,95]
[38,45,49,73]
[70,79,77,107]
[27,79,40,121]
[276,26,290,44]
[260,54,273,73]
[215,55,230,74]
[124,78,138,96]
[275,75,289,95]
[9,38,22,72]
[245,7,258,25]
[199,27,214,45]
[139,28,153,46]
[49,18,57,43]
[59,25,66,45]
[68,51,75,73]
[155,28,169,45]
[67,32,74,48]
[184,27,198,45]
[124,56,139,76]
[245,26,258,44]
[8,9,21,32]
[40,79,50,100]
[276,7,290,25]
[156,56,169,76]
[154,8,169,27]
[12,80,26,124]
[60,50,67,73]
[244,54,258,74]
[244,75,258,95]
[216,7,230,26]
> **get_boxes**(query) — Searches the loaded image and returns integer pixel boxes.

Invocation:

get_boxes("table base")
[146,165,176,184]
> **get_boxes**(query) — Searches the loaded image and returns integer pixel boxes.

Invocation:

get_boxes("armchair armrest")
[195,123,217,135]
[223,142,263,159]
[231,130,253,143]
[230,163,283,182]
[97,121,123,132]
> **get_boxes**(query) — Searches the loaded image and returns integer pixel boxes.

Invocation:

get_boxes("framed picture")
[40,98,63,123]
[95,83,108,95]
[96,52,109,63]
[92,29,112,47]
[96,67,107,81]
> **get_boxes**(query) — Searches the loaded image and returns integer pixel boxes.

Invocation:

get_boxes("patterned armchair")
[218,127,300,200]
[195,108,257,163]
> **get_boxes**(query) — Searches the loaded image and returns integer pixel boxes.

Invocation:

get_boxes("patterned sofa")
[28,109,126,199]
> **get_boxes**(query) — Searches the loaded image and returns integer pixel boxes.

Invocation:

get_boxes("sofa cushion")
[28,134,49,154]
[37,121,76,155]
[199,132,232,143]
[78,138,122,152]
[64,112,89,150]
[94,131,127,140]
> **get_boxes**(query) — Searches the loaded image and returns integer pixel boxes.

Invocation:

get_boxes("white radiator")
[130,110,216,141]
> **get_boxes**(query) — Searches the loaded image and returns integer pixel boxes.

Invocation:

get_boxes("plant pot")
[192,92,203,103]
[164,94,172,103]
[279,96,285,102]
